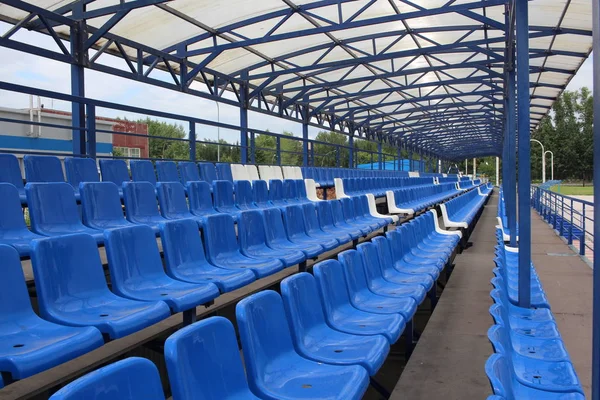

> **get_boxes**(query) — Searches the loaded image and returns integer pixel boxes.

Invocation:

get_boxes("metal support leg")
[405,318,414,359]
[299,260,307,273]
[183,309,197,326]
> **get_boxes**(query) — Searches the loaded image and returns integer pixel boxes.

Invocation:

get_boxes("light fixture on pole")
[545,150,554,181]
[530,139,545,183]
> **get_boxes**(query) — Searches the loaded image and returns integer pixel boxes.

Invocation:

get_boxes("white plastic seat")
[272,166,284,181]
[385,190,414,215]
[291,166,303,180]
[231,164,250,181]
[334,178,350,199]
[245,164,260,181]
[304,179,322,202]
[366,193,398,223]
[430,209,462,238]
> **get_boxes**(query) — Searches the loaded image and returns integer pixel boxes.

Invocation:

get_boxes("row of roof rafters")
[0,0,592,159]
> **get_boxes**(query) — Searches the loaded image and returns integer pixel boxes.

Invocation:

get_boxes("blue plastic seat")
[104,225,219,312]
[0,245,103,381]
[186,181,220,219]
[313,259,405,343]
[0,183,44,257]
[0,154,26,204]
[302,202,351,245]
[26,182,104,244]
[156,181,201,222]
[486,353,584,400]
[130,160,157,184]
[238,209,306,266]
[372,236,434,291]
[338,249,417,320]
[262,207,322,258]
[198,162,217,189]
[234,180,258,210]
[282,205,334,251]
[156,160,179,182]
[330,200,366,237]
[159,219,255,292]
[283,179,303,204]
[268,179,287,206]
[386,230,442,280]
[178,161,200,184]
[340,197,374,234]
[23,155,64,183]
[99,159,129,194]
[64,158,99,195]
[49,357,166,400]
[31,234,170,339]
[315,201,360,240]
[281,273,389,375]
[80,182,136,230]
[357,242,427,304]
[236,290,370,400]
[164,317,260,400]
[122,181,168,233]
[252,179,273,209]
[216,162,234,182]
[202,214,283,278]
[213,180,242,220]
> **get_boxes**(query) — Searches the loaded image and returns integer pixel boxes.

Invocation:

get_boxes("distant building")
[0,105,148,172]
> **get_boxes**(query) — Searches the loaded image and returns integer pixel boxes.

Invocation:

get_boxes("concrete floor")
[389,191,497,399]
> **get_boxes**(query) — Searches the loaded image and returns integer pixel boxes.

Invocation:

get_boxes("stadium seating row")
[336,176,435,198]
[485,227,584,399]
[440,185,490,230]
[0,154,459,205]
[44,209,461,400]
[496,187,519,242]
[386,182,462,215]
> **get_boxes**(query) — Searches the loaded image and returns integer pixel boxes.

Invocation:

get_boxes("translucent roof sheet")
[0,0,593,158]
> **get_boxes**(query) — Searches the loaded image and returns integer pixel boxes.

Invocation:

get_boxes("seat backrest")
[0,154,24,189]
[0,183,29,231]
[291,166,303,180]
[268,179,284,203]
[340,197,357,221]
[64,157,99,189]
[186,181,214,216]
[160,219,208,277]
[282,204,307,239]
[99,159,130,187]
[130,160,157,184]
[230,164,247,181]
[236,291,296,382]
[261,207,287,243]
[280,272,326,342]
[202,214,239,258]
[156,182,190,218]
[244,164,260,181]
[238,210,269,250]
[156,161,179,182]
[178,161,200,183]
[337,249,369,293]
[296,179,308,200]
[104,225,166,292]
[80,182,126,226]
[24,155,64,183]
[356,242,384,282]
[372,236,394,269]
[312,259,353,312]
[26,182,81,230]
[252,180,270,206]
[122,181,160,218]
[282,179,297,201]
[213,180,235,209]
[317,200,337,227]
[215,163,233,182]
[234,180,254,208]
[198,162,217,183]
[164,317,252,400]
[281,166,295,180]
[30,234,109,317]
[0,245,34,318]
[257,165,275,183]
[301,202,321,234]
[48,358,165,400]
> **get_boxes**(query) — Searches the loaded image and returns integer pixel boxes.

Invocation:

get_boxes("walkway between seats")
[390,192,498,399]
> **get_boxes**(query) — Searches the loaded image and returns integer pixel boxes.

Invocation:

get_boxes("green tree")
[313,131,349,167]
[142,118,189,160]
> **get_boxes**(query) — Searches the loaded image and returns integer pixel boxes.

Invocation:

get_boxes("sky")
[0,21,594,145]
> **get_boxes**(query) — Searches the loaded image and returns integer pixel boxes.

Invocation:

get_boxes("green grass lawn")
[550,185,594,196]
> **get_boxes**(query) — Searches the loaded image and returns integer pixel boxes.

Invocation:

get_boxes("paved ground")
[531,211,593,398]
[390,191,497,399]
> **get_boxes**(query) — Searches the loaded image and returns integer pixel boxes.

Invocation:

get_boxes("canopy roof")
[0,0,593,159]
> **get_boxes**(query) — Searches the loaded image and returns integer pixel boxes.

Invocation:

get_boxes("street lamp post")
[530,139,545,183]
[545,150,554,181]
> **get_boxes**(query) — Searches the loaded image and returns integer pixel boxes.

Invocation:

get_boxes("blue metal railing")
[530,185,594,257]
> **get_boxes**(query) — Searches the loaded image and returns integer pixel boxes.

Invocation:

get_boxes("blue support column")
[188,121,196,161]
[377,142,383,170]
[516,0,531,308]
[419,152,423,173]
[240,77,249,164]
[70,4,86,156]
[591,1,600,398]
[276,136,281,165]
[506,43,518,247]
[250,132,256,164]
[349,134,354,168]
[86,104,96,159]
[302,121,309,166]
